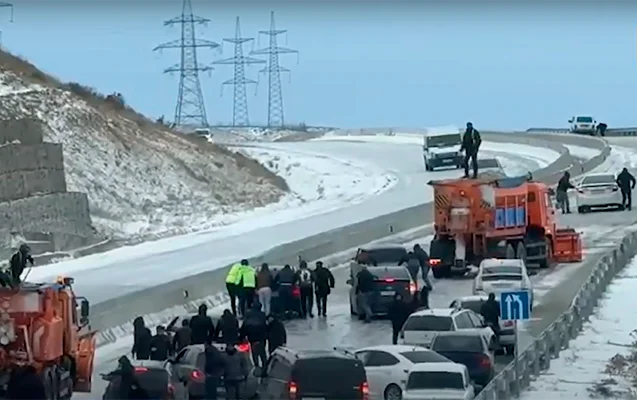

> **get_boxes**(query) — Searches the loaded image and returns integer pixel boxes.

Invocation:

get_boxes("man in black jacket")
[617,167,636,210]
[172,318,192,352]
[480,293,501,340]
[388,293,412,344]
[313,261,335,317]
[8,244,34,287]
[356,267,375,323]
[149,325,172,361]
[190,304,216,345]
[204,344,225,400]
[266,314,287,355]
[215,309,240,345]
[460,122,482,179]
[275,264,296,316]
[556,171,575,213]
[240,303,268,368]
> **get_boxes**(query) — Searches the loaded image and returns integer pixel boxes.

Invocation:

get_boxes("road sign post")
[500,290,531,398]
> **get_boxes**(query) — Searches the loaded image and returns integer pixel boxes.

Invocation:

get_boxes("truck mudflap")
[74,330,97,393]
[553,228,583,263]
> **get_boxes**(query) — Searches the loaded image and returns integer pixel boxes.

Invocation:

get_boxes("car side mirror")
[346,278,353,285]
[568,119,573,123]
[528,270,538,276]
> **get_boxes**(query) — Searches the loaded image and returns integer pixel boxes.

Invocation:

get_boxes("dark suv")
[256,347,369,400]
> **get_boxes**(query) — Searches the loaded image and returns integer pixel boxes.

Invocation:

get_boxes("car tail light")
[292,286,301,297]
[190,369,205,382]
[237,342,251,352]
[288,381,298,400]
[167,383,175,399]
[479,355,491,368]
[134,367,148,373]
[429,259,441,266]
[384,278,395,283]
[361,382,370,400]
[409,282,417,294]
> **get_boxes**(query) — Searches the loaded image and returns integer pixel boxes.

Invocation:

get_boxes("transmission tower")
[251,11,298,128]
[0,2,14,47]
[213,17,265,127]
[153,0,219,129]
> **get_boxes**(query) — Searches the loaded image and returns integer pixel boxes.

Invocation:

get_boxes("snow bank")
[521,255,637,399]
[566,144,601,160]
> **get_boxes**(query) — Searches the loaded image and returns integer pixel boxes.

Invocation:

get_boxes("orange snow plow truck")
[428,176,582,279]
[0,276,96,399]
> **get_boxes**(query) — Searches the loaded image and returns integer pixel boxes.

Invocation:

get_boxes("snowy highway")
[31,138,552,303]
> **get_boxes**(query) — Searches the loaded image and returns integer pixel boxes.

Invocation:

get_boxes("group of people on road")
[556,168,636,213]
[225,258,335,320]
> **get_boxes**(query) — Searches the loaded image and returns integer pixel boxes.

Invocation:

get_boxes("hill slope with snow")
[0,50,288,239]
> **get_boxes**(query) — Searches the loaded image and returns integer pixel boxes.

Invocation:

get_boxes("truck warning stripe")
[480,200,491,209]
[435,194,450,209]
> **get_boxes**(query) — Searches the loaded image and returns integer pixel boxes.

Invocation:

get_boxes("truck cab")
[422,126,464,171]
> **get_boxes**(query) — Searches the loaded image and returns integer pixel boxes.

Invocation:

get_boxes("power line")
[153,0,219,129]
[0,2,14,47]
[213,16,265,127]
[251,11,298,129]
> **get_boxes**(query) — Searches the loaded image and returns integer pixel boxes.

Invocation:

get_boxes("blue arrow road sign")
[499,290,531,321]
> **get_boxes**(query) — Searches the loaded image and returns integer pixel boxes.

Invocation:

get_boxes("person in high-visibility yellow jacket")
[239,262,257,316]
[225,260,245,316]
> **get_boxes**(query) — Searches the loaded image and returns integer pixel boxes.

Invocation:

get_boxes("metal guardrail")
[475,231,637,400]
[526,127,637,137]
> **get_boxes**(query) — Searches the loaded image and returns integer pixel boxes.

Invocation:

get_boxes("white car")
[403,362,475,400]
[569,115,597,134]
[473,259,534,307]
[422,129,464,171]
[449,295,517,354]
[399,308,496,349]
[354,345,451,400]
[576,173,623,213]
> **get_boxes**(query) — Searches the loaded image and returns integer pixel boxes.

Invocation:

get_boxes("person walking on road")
[460,122,482,179]
[296,261,315,318]
[356,266,375,323]
[239,262,256,316]
[256,263,273,316]
[225,261,244,316]
[275,264,296,318]
[480,293,501,343]
[240,303,268,369]
[190,304,216,345]
[266,314,287,355]
[204,343,225,400]
[222,345,249,400]
[149,325,172,361]
[132,316,152,360]
[388,293,412,344]
[313,261,335,317]
[399,251,421,282]
[556,171,575,213]
[413,244,430,281]
[617,167,636,211]
[215,309,240,345]
[172,318,192,352]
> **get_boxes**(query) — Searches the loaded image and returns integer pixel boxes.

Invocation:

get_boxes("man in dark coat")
[480,293,501,340]
[222,345,249,400]
[356,266,375,323]
[313,261,335,317]
[190,304,216,345]
[556,171,575,213]
[172,318,192,352]
[617,167,636,210]
[388,293,412,345]
[9,244,34,286]
[296,261,315,318]
[204,344,225,400]
[275,264,296,315]
[149,325,172,361]
[215,309,240,345]
[240,303,268,368]
[266,314,287,354]
[460,122,482,178]
[6,365,47,400]
[132,316,152,360]
[399,251,421,282]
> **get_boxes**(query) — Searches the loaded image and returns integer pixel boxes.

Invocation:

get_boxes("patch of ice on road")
[520,255,637,399]
[565,144,601,160]
[589,146,637,174]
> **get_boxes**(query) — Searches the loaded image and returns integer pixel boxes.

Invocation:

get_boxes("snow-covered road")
[31,138,549,303]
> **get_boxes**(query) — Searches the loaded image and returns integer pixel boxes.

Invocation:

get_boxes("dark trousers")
[205,375,219,400]
[420,287,429,309]
[250,340,268,368]
[622,189,632,209]
[279,284,293,314]
[391,326,401,345]
[227,283,238,316]
[300,286,314,317]
[315,292,328,316]
[463,152,478,178]
[224,380,241,400]
[239,287,255,316]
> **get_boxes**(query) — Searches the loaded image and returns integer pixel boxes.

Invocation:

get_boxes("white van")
[422,126,464,171]
[403,362,475,400]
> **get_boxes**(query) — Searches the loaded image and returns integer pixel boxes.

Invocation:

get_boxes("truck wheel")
[516,242,527,263]
[538,240,552,269]
[505,243,516,259]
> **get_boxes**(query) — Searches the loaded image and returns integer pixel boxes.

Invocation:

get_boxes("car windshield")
[400,351,451,363]
[370,267,411,281]
[483,266,522,275]
[427,134,461,148]
[432,335,483,353]
[359,248,406,265]
[406,371,465,390]
[581,175,615,186]
[403,316,453,331]
[576,116,593,123]
[459,300,486,314]
[482,274,523,282]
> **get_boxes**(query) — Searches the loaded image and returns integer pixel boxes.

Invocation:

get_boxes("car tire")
[384,384,403,400]
[578,206,587,214]
[505,344,515,355]
[505,243,516,259]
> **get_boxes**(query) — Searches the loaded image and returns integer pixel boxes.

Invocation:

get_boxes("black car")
[167,343,258,400]
[348,265,417,318]
[101,360,186,400]
[429,331,495,387]
[353,245,407,266]
[257,347,369,400]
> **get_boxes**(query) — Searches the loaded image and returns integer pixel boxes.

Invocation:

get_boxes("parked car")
[569,115,597,134]
[403,362,475,400]
[576,173,623,213]
[429,331,495,387]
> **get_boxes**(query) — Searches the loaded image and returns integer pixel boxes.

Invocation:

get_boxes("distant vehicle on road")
[576,173,623,213]
[403,362,475,400]
[422,126,464,171]
[568,116,597,134]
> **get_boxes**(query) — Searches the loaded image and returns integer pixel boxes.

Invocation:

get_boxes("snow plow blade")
[553,228,582,263]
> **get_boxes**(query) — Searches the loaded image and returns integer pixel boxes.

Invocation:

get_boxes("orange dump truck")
[428,176,582,278]
[0,276,96,399]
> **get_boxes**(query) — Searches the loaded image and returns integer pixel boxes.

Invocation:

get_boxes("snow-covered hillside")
[0,53,289,239]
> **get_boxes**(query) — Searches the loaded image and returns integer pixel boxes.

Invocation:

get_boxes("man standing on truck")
[556,171,575,213]
[617,167,636,210]
[460,122,482,179]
